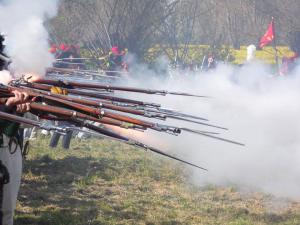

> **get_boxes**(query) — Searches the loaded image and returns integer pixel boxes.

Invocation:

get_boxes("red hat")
[49,44,57,54]
[49,47,57,54]
[111,46,119,54]
[60,43,67,51]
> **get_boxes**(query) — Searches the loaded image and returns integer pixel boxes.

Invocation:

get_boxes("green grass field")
[146,45,294,65]
[232,46,294,64]
[15,136,300,225]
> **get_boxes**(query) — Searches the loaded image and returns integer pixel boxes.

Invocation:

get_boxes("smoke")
[0,0,58,77]
[118,60,300,199]
[0,70,13,84]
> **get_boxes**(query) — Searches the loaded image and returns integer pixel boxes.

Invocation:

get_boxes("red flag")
[259,19,275,48]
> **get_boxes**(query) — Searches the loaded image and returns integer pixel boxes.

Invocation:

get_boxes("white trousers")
[0,135,22,225]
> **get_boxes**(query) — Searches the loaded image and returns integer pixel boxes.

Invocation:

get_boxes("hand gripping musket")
[33,78,208,98]
[0,85,143,131]
[16,87,212,126]
[23,79,211,121]
[30,87,209,123]
[17,81,212,123]
[19,82,161,108]
[0,110,207,171]
[0,85,191,131]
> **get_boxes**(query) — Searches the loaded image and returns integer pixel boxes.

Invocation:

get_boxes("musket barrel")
[34,78,205,97]
[23,83,159,107]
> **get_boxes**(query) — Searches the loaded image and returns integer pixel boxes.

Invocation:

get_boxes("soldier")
[280,31,300,75]
[54,44,85,70]
[106,46,127,76]
[0,33,30,225]
[0,35,11,70]
[201,52,217,72]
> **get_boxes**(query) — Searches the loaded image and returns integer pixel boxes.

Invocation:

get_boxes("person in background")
[280,31,300,75]
[106,46,128,75]
[53,44,85,70]
[201,53,217,71]
[246,44,257,63]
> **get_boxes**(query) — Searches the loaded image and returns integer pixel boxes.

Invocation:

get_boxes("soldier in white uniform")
[0,33,30,225]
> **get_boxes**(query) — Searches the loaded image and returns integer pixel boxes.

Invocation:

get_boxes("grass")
[232,46,294,64]
[146,45,294,65]
[15,135,300,225]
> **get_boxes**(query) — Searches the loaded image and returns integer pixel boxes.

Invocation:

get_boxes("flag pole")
[272,17,280,74]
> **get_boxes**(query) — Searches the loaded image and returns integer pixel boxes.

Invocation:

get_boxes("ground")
[15,136,300,225]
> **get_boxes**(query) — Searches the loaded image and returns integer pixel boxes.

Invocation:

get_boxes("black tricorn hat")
[0,34,4,43]
[0,34,4,52]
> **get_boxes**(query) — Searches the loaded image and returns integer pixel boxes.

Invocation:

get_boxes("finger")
[25,103,31,112]
[20,104,25,113]
[21,104,26,112]
[12,90,18,97]
[17,104,27,113]
[16,104,21,113]
[6,90,21,106]
[23,92,29,101]
[14,91,21,104]
[19,92,26,103]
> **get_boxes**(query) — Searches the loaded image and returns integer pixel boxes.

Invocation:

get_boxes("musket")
[73,120,208,170]
[29,102,138,129]
[0,110,67,134]
[0,85,199,134]
[27,96,181,135]
[0,85,244,145]
[29,102,146,131]
[4,81,244,145]
[48,66,129,75]
[0,85,143,130]
[46,67,125,77]
[56,57,99,61]
[34,94,242,143]
[18,87,209,124]
[43,92,224,130]
[53,61,86,66]
[136,106,208,121]
[33,78,208,98]
[19,82,162,108]
[0,110,207,171]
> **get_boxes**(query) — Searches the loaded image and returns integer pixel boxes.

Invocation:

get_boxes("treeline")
[47,0,300,60]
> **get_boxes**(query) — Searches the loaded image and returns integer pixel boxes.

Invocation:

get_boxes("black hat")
[0,34,4,52]
[0,34,4,43]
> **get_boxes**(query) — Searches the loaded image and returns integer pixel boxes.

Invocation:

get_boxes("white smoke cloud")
[119,60,300,199]
[0,70,13,84]
[0,0,58,76]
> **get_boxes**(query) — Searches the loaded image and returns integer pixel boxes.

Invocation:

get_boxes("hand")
[16,103,31,113]
[5,90,30,113]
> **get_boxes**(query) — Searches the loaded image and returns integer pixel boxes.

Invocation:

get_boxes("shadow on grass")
[15,154,146,225]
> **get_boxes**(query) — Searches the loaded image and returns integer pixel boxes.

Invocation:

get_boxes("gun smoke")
[0,0,58,79]
[0,0,299,200]
[118,61,300,199]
